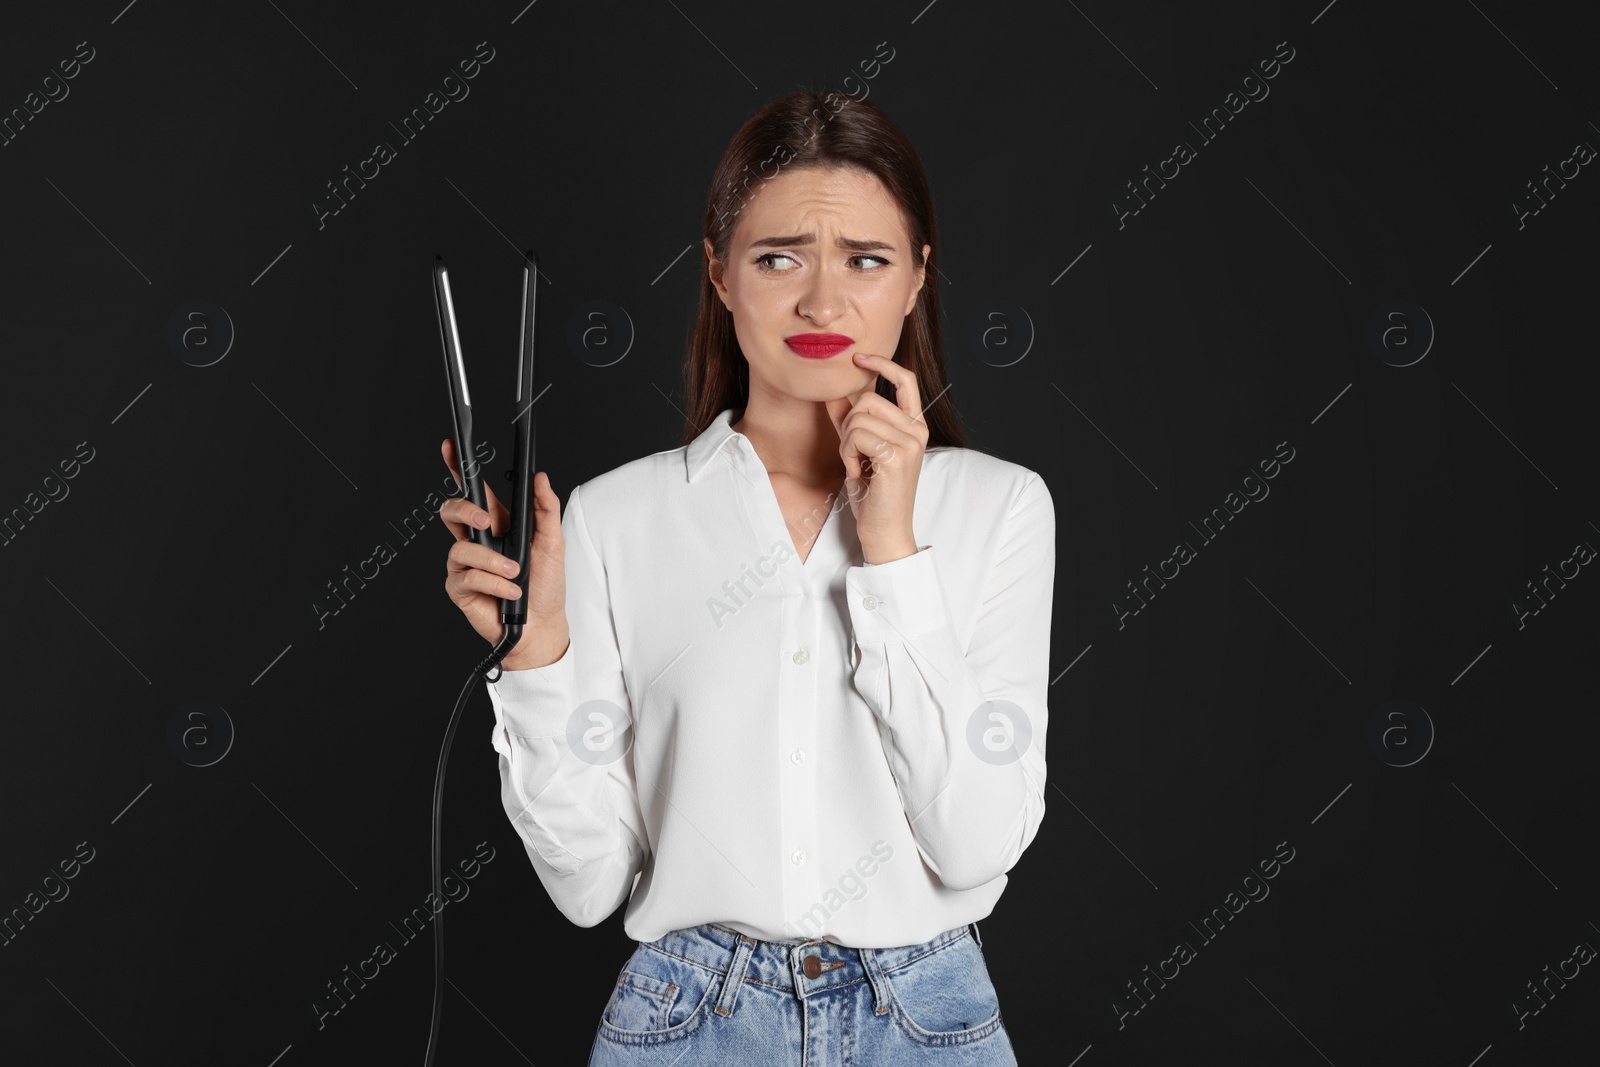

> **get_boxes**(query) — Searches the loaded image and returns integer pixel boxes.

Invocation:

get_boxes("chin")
[776,372,859,403]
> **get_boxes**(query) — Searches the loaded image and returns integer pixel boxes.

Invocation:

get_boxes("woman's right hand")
[439,438,569,670]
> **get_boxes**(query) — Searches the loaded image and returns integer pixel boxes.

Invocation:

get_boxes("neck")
[731,389,847,487]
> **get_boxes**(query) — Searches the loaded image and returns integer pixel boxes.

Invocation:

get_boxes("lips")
[785,333,855,359]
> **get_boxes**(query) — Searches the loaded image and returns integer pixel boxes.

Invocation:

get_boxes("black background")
[2,1,1597,1064]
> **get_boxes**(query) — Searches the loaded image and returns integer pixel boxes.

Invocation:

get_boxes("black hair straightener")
[435,251,539,675]
[425,250,539,1065]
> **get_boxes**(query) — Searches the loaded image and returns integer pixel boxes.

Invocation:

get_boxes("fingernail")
[503,561,518,576]
[474,512,488,528]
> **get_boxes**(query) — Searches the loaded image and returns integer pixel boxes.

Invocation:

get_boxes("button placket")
[726,441,828,917]
[756,465,818,918]
[787,588,822,907]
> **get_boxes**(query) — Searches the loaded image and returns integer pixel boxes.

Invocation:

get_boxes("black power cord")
[424,625,521,1065]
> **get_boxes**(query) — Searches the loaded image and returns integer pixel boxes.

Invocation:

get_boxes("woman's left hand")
[825,351,927,565]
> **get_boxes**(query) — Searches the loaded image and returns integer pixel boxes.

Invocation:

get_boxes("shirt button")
[790,748,805,764]
[862,595,878,611]
[791,849,806,865]
[792,648,809,665]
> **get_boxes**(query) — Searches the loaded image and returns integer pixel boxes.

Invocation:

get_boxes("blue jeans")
[587,920,1018,1066]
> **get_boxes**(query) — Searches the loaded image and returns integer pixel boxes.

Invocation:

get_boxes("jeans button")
[802,954,822,979]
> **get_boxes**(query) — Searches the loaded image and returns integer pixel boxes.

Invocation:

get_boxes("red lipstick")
[785,333,855,359]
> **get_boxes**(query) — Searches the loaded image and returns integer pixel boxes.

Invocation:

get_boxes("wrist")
[863,540,919,565]
[504,628,570,671]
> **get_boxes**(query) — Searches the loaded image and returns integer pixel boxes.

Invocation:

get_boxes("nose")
[798,263,843,325]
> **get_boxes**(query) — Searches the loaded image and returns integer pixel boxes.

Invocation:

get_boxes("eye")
[754,252,798,272]
[753,253,892,273]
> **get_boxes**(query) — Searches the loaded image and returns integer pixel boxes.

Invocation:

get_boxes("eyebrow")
[748,234,897,253]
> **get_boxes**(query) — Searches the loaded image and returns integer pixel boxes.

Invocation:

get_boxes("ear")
[904,242,931,316]
[705,237,732,311]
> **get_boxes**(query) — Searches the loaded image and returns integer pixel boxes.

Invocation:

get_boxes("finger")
[440,440,493,542]
[445,436,510,520]
[855,352,921,424]
[530,471,562,545]
[447,538,521,579]
[840,411,911,466]
[837,424,870,482]
[844,390,923,442]
[440,439,471,542]
[440,438,509,535]
[827,369,880,445]
[843,429,895,481]
[443,437,461,488]
[479,464,509,534]
[442,495,493,539]
[824,394,855,443]
[446,565,523,604]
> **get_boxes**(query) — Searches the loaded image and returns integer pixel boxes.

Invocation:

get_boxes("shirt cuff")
[488,641,575,738]
[845,545,947,643]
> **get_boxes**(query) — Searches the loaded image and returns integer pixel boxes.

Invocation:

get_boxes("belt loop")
[713,933,757,1018]
[969,920,983,949]
[860,946,894,1016]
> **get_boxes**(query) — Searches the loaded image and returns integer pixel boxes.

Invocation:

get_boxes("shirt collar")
[684,407,744,483]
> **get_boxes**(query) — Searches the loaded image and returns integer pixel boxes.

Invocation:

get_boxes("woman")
[440,91,1054,1065]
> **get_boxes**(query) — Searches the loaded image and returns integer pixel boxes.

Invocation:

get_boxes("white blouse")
[486,406,1055,948]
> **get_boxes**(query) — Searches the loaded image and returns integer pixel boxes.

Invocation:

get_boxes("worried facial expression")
[706,165,930,402]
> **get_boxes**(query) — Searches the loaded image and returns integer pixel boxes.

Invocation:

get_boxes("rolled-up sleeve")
[486,480,649,928]
[844,472,1054,891]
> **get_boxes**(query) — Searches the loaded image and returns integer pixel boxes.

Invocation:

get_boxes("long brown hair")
[679,91,969,452]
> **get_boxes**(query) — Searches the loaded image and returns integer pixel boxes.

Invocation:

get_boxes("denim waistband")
[635,921,982,1016]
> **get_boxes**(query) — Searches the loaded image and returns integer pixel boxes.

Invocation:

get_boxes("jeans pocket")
[881,932,1005,1046]
[598,944,719,1045]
